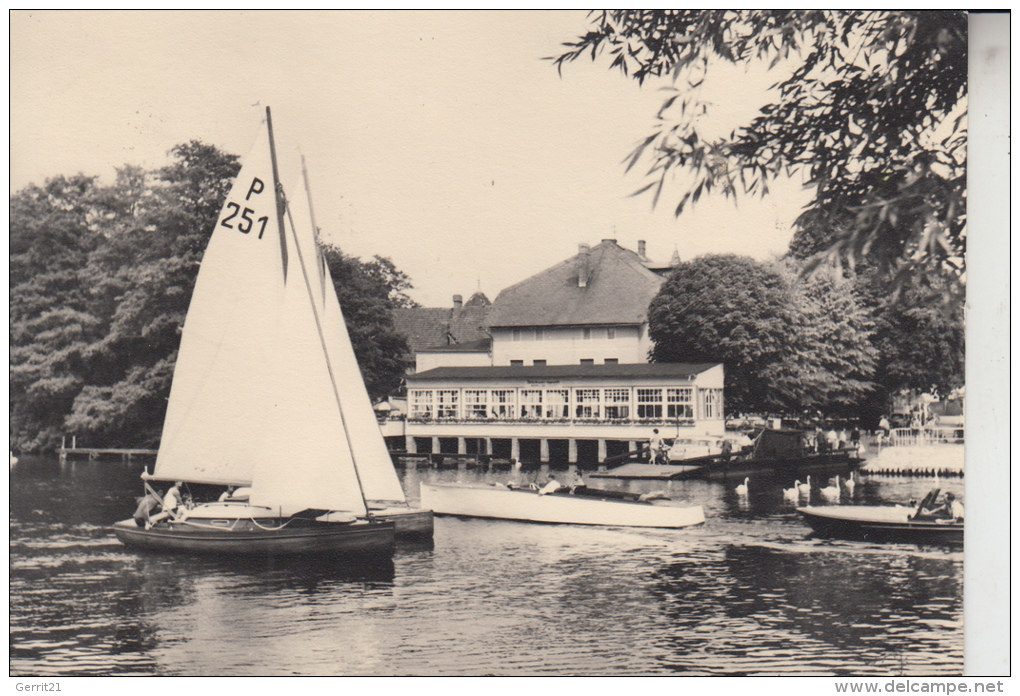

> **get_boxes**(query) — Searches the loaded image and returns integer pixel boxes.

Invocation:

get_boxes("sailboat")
[113,107,430,555]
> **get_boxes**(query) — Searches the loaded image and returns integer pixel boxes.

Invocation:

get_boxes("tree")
[322,246,414,402]
[647,255,794,413]
[555,11,967,295]
[761,263,878,416]
[9,175,106,451]
[648,255,879,417]
[65,144,241,447]
[859,269,964,423]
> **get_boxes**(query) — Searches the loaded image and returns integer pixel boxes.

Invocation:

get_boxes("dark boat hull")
[797,506,963,545]
[112,517,395,556]
[684,451,860,481]
[369,505,434,540]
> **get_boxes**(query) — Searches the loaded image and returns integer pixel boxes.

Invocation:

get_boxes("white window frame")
[491,389,516,419]
[464,389,489,419]
[702,388,723,420]
[545,389,569,419]
[667,387,695,420]
[520,389,543,418]
[636,388,663,419]
[436,389,459,419]
[410,389,434,419]
[603,387,630,420]
[575,388,601,418]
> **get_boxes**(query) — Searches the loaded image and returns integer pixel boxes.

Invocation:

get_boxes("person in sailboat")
[146,481,187,527]
[218,486,235,502]
[133,489,163,528]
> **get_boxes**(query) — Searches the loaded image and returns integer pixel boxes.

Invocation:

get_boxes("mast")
[265,107,289,280]
[301,155,327,300]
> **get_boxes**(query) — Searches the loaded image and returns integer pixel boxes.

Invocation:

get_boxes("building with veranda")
[394,239,725,465]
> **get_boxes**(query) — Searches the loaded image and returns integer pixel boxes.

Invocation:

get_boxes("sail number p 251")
[220,177,269,238]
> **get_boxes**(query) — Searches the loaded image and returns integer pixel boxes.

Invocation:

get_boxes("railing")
[405,415,699,427]
[889,427,964,446]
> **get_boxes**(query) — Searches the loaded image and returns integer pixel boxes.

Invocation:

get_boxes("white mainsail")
[155,114,369,518]
[154,122,286,486]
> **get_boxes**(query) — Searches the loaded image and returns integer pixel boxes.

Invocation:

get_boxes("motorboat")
[797,503,963,545]
[419,481,704,529]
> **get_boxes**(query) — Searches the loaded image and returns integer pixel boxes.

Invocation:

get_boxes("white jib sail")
[319,258,408,505]
[285,160,407,505]
[248,151,368,517]
[154,121,287,486]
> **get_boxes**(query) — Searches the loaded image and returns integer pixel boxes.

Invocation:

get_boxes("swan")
[798,476,811,495]
[735,477,749,496]
[821,476,841,499]
[783,481,801,500]
[844,471,856,495]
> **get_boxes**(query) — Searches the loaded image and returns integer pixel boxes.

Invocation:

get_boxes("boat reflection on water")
[132,548,399,589]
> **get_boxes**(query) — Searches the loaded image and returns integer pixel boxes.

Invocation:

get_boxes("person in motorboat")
[720,438,733,461]
[911,489,963,521]
[569,469,587,493]
[926,492,964,521]
[537,475,562,496]
[943,493,965,521]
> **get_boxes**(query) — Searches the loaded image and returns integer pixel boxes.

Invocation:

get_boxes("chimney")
[578,243,590,288]
[453,294,463,311]
[638,240,646,258]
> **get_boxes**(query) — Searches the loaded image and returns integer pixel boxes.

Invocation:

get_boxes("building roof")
[391,293,492,354]
[485,239,666,328]
[408,362,720,382]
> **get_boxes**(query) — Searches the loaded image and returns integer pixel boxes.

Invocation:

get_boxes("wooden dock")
[58,447,157,462]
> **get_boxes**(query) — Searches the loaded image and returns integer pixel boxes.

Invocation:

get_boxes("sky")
[10,10,812,308]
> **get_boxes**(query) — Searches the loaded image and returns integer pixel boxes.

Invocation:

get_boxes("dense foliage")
[647,255,793,413]
[555,11,967,295]
[10,145,414,452]
[648,254,960,420]
[323,247,414,402]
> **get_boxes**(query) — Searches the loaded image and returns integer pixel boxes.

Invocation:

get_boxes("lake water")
[9,451,963,676]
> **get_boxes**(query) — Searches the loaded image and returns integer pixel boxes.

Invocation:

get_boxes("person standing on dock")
[878,415,891,445]
[649,429,665,465]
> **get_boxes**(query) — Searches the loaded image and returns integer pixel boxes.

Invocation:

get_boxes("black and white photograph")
[8,10,1008,682]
